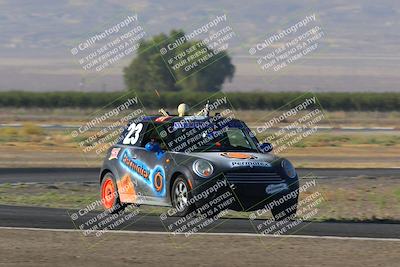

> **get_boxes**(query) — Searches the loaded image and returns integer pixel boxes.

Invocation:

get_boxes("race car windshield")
[167,124,259,153]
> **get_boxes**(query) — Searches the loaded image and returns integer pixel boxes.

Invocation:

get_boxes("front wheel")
[171,176,195,217]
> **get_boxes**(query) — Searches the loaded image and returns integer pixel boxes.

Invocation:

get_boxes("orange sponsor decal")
[117,174,137,203]
[153,171,163,192]
[123,155,150,179]
[220,152,257,159]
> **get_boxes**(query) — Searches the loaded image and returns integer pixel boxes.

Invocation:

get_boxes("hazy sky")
[0,0,399,92]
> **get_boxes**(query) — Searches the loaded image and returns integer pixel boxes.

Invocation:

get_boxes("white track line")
[0,226,399,242]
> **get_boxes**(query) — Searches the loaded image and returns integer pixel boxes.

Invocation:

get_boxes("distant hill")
[0,0,399,92]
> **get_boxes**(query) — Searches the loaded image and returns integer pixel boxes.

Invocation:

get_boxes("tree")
[123,30,235,92]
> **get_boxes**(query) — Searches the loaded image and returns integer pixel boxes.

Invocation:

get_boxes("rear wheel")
[100,172,125,213]
[171,176,194,217]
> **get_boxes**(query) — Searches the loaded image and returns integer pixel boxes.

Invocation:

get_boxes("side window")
[141,123,168,150]
[119,122,145,146]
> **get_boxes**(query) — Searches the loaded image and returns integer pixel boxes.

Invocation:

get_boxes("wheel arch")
[99,168,113,183]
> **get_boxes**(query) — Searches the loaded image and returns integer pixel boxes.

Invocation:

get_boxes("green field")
[0,91,399,111]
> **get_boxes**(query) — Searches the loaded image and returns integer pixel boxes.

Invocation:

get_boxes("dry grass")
[0,108,399,168]
[0,137,399,168]
[1,176,399,222]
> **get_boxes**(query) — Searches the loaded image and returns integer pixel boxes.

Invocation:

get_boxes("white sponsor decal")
[123,123,143,145]
[230,161,271,168]
[265,183,289,194]
[108,147,121,160]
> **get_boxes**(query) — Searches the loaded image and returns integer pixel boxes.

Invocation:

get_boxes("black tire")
[100,172,126,214]
[171,175,195,217]
[271,196,298,221]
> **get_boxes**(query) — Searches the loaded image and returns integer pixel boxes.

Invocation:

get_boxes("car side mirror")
[259,143,273,153]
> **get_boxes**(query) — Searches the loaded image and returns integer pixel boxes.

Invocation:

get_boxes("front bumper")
[191,171,299,211]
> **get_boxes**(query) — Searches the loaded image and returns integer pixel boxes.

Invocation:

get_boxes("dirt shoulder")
[0,229,398,267]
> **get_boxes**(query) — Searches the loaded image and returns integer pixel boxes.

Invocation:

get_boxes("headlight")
[281,159,296,179]
[193,159,214,178]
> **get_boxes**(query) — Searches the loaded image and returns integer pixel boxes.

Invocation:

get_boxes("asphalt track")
[0,168,398,184]
[0,205,399,239]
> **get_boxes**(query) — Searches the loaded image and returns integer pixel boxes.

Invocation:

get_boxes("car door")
[125,122,169,205]
[117,120,148,201]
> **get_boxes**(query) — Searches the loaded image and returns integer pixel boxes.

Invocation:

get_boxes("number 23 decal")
[123,123,143,145]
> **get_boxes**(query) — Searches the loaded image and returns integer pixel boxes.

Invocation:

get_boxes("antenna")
[204,100,210,116]
[159,108,170,116]
[195,100,210,116]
